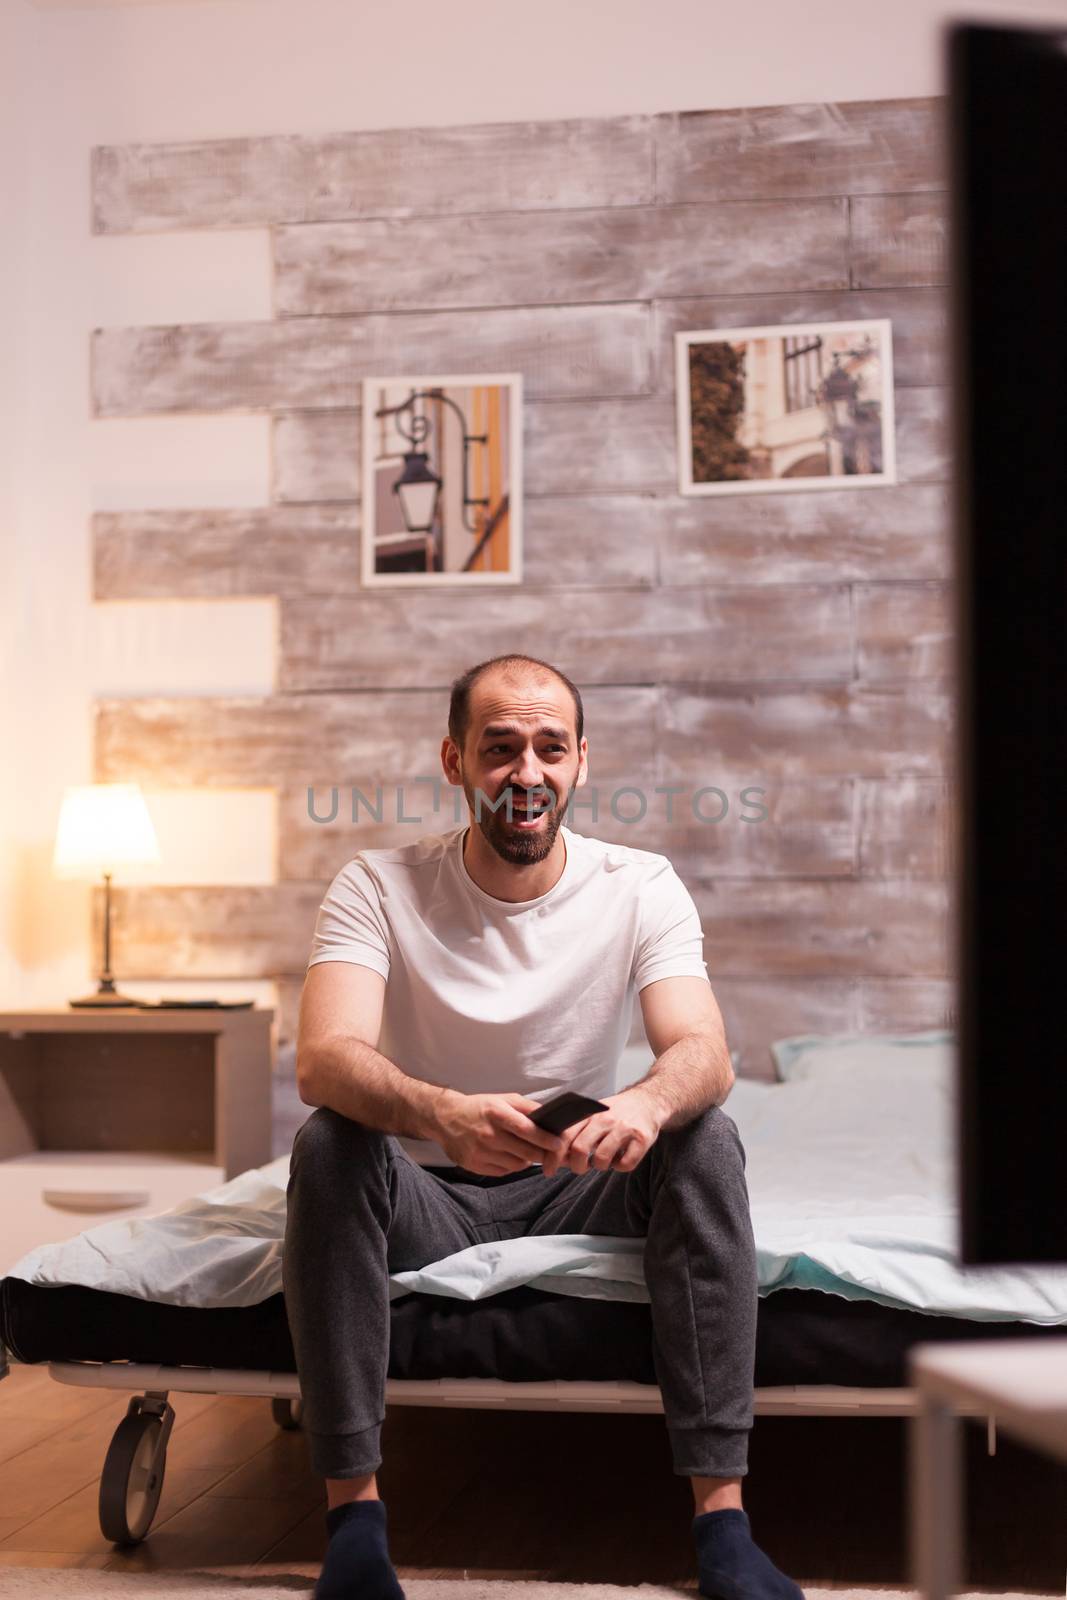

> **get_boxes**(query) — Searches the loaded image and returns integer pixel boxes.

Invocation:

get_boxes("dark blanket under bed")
[2,1275,1060,1388]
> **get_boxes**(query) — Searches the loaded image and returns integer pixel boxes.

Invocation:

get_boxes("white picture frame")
[675,319,897,497]
[360,372,523,586]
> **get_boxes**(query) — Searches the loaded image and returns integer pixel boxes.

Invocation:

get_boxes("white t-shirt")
[305,823,710,1166]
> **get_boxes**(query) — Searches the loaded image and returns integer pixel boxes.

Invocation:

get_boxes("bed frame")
[25,1359,995,1548]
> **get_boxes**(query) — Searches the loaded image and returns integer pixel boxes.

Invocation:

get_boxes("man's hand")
[434,1091,567,1177]
[538,1089,663,1178]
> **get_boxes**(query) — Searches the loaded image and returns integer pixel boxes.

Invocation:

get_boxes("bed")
[3,1030,1066,1545]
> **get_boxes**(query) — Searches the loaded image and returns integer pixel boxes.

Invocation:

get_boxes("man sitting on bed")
[284,653,804,1600]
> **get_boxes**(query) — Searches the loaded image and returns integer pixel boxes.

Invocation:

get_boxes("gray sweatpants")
[282,1101,759,1480]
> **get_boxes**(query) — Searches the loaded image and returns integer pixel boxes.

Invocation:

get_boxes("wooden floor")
[0,1360,1064,1589]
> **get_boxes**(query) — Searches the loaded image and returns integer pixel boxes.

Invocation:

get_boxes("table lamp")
[53,783,162,1008]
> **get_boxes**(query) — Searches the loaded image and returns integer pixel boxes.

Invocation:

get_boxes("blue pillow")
[769,1029,955,1083]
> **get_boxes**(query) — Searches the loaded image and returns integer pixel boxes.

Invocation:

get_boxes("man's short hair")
[448,655,585,751]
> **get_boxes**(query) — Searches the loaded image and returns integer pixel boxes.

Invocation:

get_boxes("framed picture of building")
[361,373,523,585]
[675,320,896,496]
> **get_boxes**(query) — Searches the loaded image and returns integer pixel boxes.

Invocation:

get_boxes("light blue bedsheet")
[10,1037,1067,1324]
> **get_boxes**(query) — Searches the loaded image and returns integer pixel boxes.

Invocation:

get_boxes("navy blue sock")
[315,1499,405,1600]
[693,1508,805,1600]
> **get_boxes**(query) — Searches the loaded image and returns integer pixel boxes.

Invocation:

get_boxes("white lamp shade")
[53,784,162,878]
[396,477,440,533]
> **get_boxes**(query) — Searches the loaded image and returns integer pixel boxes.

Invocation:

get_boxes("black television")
[948,20,1067,1265]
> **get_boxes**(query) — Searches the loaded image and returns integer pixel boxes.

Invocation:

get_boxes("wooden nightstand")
[0,1007,274,1273]
[909,1336,1067,1598]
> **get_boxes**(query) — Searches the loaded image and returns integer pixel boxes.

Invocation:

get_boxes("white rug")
[0,1576,1055,1599]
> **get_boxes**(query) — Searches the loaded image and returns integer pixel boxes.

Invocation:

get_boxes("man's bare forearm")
[621,1031,734,1133]
[298,1036,458,1141]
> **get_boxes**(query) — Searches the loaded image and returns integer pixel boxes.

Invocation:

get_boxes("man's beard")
[465,781,573,866]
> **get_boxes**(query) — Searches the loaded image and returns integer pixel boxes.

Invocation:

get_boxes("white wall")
[5,0,1066,1008]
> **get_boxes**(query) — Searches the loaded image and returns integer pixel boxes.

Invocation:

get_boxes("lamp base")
[69,984,139,1009]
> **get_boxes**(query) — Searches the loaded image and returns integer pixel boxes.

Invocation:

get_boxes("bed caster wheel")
[271,1396,303,1430]
[99,1394,175,1545]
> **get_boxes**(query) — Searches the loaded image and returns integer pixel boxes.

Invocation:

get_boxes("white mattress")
[9,1036,1067,1325]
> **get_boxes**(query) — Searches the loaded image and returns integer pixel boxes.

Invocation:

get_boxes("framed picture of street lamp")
[675,319,896,496]
[360,372,523,585]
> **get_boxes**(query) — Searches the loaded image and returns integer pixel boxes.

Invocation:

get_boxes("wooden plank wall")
[90,98,956,1074]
